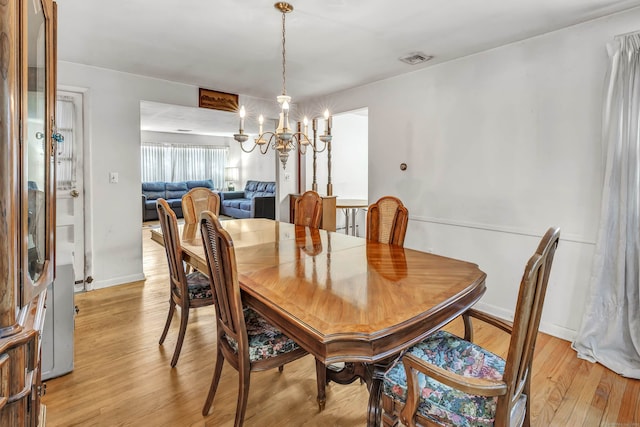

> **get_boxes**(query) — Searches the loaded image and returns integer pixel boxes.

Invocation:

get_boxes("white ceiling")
[56,0,640,134]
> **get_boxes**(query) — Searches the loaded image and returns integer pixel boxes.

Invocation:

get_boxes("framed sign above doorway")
[198,88,239,112]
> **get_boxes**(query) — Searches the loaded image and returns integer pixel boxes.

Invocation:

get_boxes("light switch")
[284,173,291,181]
[109,172,119,183]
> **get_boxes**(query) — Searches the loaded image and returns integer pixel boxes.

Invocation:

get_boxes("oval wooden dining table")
[150,218,486,426]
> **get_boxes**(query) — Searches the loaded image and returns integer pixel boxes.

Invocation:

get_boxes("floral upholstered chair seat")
[185,271,213,300]
[225,308,301,362]
[383,330,517,427]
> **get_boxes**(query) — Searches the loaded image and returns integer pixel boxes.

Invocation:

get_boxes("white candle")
[324,109,330,133]
[282,101,290,131]
[239,105,246,132]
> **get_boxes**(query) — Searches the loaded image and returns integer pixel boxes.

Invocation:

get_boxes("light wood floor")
[41,229,640,426]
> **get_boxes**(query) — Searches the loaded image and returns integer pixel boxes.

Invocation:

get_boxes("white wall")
[57,62,276,289]
[304,8,640,340]
[58,62,196,289]
[306,110,368,198]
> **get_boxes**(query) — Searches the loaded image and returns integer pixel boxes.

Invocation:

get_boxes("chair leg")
[170,306,189,367]
[235,361,251,427]
[159,300,175,345]
[202,347,226,416]
[315,358,327,411]
[523,372,532,427]
[278,365,284,373]
[463,312,473,341]
[382,410,399,427]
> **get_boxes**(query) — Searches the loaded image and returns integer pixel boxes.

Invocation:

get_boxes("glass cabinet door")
[21,0,55,303]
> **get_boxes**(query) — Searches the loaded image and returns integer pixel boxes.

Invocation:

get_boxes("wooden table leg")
[315,358,327,411]
[366,363,386,427]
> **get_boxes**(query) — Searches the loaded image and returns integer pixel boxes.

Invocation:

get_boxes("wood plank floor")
[41,229,640,426]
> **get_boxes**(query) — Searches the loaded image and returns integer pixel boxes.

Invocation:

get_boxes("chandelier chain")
[281,10,287,96]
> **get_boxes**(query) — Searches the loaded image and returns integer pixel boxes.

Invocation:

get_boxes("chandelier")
[233,2,332,169]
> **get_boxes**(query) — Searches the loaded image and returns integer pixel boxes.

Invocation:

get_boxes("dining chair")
[156,198,214,367]
[380,227,560,427]
[182,187,220,225]
[294,190,323,228]
[366,196,409,246]
[199,211,324,426]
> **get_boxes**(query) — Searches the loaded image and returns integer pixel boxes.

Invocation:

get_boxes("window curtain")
[572,33,640,379]
[56,96,76,190]
[141,144,168,182]
[141,143,227,189]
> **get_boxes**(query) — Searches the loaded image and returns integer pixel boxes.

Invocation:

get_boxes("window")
[56,96,76,190]
[141,143,228,189]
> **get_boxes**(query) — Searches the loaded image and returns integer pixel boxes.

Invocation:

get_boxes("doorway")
[304,108,368,233]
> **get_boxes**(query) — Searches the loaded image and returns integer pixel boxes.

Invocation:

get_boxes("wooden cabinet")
[289,194,337,232]
[0,0,57,424]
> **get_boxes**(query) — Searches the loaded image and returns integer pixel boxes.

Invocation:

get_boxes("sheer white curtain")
[141,144,168,182]
[141,143,227,189]
[572,33,640,379]
[170,144,227,187]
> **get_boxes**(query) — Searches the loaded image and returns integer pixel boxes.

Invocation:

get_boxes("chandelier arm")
[312,140,328,153]
[298,140,307,155]
[238,140,260,154]
[267,134,278,152]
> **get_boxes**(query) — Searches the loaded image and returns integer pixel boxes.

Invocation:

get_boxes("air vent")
[176,129,192,132]
[399,52,433,65]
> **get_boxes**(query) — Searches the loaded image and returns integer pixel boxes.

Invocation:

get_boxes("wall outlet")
[109,172,119,183]
[284,173,291,181]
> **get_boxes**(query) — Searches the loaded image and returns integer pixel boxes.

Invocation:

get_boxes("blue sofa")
[219,180,276,219]
[142,179,215,221]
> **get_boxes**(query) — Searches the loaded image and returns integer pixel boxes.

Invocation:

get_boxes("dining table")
[150,218,486,426]
[336,198,369,236]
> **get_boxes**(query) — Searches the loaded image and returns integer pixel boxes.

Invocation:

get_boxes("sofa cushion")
[166,182,188,199]
[224,199,245,209]
[264,182,276,194]
[245,180,259,192]
[187,179,214,189]
[239,200,252,211]
[142,181,166,200]
[254,191,272,197]
[256,182,268,192]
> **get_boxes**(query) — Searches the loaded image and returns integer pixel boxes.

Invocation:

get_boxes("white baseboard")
[88,273,146,291]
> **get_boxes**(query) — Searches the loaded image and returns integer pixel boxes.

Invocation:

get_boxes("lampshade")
[224,166,239,182]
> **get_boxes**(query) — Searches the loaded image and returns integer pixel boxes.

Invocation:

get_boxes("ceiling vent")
[399,52,433,65]
[176,129,192,132]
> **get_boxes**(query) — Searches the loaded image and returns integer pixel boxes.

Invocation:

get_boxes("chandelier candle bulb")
[303,116,309,137]
[239,106,246,132]
[258,114,264,135]
[324,109,332,133]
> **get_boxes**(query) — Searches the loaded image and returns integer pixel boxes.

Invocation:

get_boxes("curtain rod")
[615,29,640,38]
